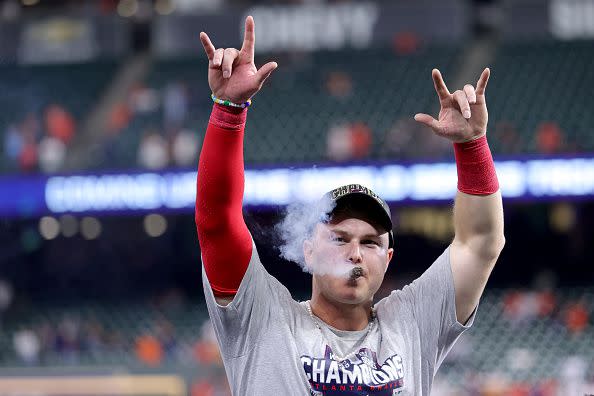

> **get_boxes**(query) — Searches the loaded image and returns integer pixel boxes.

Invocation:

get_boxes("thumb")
[414,113,439,130]
[255,61,278,86]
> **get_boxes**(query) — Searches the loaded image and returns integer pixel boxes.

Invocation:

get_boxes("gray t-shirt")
[202,239,475,395]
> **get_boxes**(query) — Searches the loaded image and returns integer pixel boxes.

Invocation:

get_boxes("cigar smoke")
[276,196,352,278]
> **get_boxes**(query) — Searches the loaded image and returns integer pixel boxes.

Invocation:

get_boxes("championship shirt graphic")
[301,346,405,395]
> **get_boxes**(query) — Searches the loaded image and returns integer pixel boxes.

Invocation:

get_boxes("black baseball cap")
[323,184,394,248]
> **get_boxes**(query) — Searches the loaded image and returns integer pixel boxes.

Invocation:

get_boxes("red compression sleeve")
[453,135,499,195]
[195,104,252,297]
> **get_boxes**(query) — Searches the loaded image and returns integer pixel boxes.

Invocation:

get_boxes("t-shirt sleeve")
[384,246,476,371]
[201,236,291,359]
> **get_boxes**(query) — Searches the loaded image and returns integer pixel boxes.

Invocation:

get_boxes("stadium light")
[117,0,138,17]
[81,217,102,240]
[155,0,175,15]
[39,216,60,240]
[144,214,167,237]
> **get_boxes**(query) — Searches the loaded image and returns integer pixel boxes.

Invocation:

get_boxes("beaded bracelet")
[211,93,252,108]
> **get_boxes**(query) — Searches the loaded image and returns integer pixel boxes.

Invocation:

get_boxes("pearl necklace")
[305,300,377,363]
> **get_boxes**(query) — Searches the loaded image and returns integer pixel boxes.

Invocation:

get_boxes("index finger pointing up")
[476,68,490,96]
[240,15,255,61]
[432,69,451,102]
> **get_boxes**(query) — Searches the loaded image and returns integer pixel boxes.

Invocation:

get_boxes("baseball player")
[196,16,504,395]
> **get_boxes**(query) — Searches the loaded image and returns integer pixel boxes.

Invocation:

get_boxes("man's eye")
[332,236,345,243]
[363,240,379,246]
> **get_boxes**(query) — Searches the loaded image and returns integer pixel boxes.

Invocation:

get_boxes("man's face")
[303,211,394,305]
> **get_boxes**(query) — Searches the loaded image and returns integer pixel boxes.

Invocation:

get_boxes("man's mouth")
[349,267,364,280]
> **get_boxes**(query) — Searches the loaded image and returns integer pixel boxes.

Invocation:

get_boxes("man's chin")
[336,285,369,304]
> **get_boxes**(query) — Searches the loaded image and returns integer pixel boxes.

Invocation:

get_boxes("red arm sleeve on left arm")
[195,104,253,298]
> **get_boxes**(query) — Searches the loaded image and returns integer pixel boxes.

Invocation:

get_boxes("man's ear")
[303,239,313,269]
[384,248,394,273]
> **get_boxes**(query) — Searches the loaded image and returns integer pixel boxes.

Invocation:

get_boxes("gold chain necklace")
[305,300,376,363]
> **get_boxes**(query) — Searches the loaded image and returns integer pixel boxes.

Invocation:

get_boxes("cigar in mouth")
[350,267,364,279]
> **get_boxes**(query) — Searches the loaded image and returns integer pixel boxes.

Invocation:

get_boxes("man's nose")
[347,242,362,264]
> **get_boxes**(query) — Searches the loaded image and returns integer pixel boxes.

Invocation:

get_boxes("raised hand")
[414,68,490,143]
[199,16,278,105]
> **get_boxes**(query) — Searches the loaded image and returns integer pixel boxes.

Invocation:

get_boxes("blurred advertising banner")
[549,0,594,39]
[19,17,98,64]
[0,374,185,395]
[2,156,594,218]
[0,16,129,64]
[153,1,467,56]
[503,0,594,40]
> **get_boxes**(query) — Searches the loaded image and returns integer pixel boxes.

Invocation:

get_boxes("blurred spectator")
[536,290,556,318]
[536,121,565,154]
[156,319,178,358]
[480,372,510,395]
[392,32,420,55]
[108,102,133,133]
[13,328,40,365]
[154,288,186,310]
[191,375,232,396]
[163,82,189,129]
[37,321,56,362]
[506,382,531,396]
[538,379,558,396]
[0,279,13,332]
[326,121,372,161]
[138,129,169,169]
[564,299,589,334]
[19,126,38,172]
[506,348,535,372]
[38,136,67,173]
[81,318,107,357]
[136,332,163,366]
[21,113,41,140]
[105,329,125,352]
[561,355,588,395]
[422,127,451,158]
[194,319,222,366]
[504,287,558,323]
[380,118,449,159]
[18,113,41,172]
[380,118,416,158]
[192,379,216,396]
[55,316,81,363]
[325,71,353,99]
[503,291,541,325]
[493,121,522,154]
[100,0,119,14]
[441,333,472,367]
[3,123,23,162]
[172,129,200,167]
[0,279,13,320]
[45,104,76,145]
[128,84,159,114]
[349,122,372,158]
[327,123,351,160]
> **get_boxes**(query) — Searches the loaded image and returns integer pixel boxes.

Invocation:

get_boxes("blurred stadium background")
[0,0,593,395]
